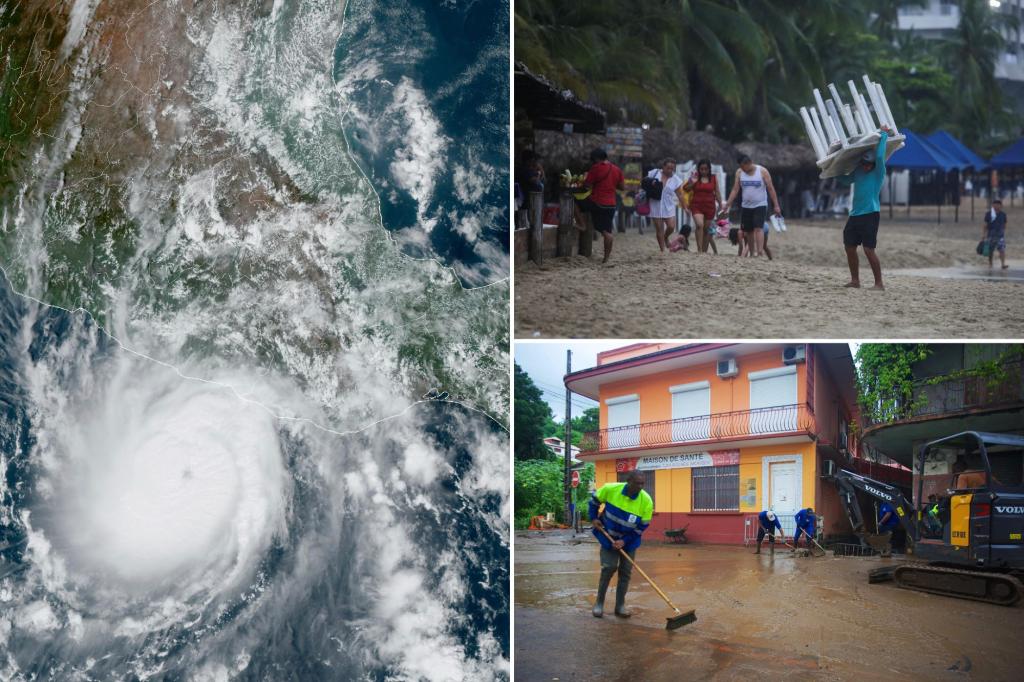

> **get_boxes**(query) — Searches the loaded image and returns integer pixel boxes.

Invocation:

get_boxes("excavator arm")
[822,460,918,542]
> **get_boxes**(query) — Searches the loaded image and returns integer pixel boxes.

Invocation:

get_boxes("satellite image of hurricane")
[0,0,509,680]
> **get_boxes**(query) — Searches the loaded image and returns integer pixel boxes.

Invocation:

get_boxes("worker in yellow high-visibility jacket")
[588,470,654,618]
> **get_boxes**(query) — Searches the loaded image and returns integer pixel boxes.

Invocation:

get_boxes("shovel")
[794,528,827,556]
[595,525,696,630]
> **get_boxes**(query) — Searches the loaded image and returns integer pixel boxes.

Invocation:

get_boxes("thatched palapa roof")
[514,62,607,135]
[735,142,817,173]
[645,130,741,173]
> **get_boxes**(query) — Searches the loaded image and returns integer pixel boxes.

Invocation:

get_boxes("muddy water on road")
[515,533,1024,681]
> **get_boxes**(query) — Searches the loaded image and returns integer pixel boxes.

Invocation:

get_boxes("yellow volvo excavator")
[823,431,1024,606]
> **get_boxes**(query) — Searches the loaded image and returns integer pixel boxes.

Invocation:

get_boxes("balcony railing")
[866,360,1024,426]
[580,403,815,455]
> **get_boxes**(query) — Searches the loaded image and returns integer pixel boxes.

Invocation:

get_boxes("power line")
[534,380,598,407]
[537,386,596,412]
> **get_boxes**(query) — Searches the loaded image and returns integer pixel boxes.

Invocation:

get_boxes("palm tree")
[515,1,772,127]
[515,0,1019,145]
[939,0,1019,145]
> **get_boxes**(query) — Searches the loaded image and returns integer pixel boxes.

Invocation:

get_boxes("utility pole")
[564,349,572,529]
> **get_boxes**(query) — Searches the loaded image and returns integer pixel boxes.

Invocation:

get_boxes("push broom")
[595,525,696,630]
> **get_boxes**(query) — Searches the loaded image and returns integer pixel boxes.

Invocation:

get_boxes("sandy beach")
[515,214,1024,338]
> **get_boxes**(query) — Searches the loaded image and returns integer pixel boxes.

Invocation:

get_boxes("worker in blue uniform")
[877,501,900,556]
[792,507,817,550]
[754,510,785,554]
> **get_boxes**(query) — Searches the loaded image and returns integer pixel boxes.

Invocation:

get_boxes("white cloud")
[388,79,448,226]
[402,441,445,486]
[14,600,59,634]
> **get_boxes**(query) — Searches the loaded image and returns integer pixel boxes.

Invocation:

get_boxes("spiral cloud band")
[36,359,290,595]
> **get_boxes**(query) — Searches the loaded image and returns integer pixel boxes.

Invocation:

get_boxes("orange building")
[565,343,863,544]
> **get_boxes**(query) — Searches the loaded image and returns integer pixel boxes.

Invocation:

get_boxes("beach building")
[543,436,580,462]
[565,343,905,544]
[897,1,1024,109]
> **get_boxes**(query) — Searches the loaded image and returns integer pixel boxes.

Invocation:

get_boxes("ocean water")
[0,0,509,679]
[336,0,510,286]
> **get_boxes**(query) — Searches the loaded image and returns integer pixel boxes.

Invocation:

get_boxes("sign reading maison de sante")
[615,450,739,473]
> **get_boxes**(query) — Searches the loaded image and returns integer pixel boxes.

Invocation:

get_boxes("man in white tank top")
[723,155,781,257]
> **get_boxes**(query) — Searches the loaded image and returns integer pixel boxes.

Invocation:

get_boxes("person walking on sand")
[983,198,1008,270]
[683,159,721,254]
[840,126,892,289]
[581,148,625,263]
[723,155,781,257]
[645,158,685,252]
[589,471,653,618]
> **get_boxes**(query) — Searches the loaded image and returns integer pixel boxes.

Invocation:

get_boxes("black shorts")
[590,204,616,233]
[756,526,777,543]
[844,212,880,249]
[740,206,767,232]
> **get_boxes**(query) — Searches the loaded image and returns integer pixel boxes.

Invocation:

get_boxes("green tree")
[855,344,932,424]
[516,0,1020,147]
[540,405,600,446]
[573,406,600,437]
[514,363,555,460]
[514,457,565,528]
[938,0,1019,146]
[514,457,597,529]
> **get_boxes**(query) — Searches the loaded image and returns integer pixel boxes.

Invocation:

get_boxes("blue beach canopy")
[990,138,1024,169]
[886,129,962,172]
[926,130,988,171]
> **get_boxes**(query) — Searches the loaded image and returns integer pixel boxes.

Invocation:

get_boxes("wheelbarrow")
[664,525,690,544]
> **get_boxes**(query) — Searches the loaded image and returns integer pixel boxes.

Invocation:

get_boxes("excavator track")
[892,564,1024,606]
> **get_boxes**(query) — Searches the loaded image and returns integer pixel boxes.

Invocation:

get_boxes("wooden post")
[529,191,543,265]
[564,350,572,528]
[578,211,594,257]
[557,192,575,257]
[955,170,959,223]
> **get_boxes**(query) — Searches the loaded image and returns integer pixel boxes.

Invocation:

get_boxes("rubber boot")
[754,541,761,555]
[592,571,612,618]
[614,578,631,618]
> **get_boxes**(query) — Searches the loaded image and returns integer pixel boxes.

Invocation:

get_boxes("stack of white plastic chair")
[799,75,906,179]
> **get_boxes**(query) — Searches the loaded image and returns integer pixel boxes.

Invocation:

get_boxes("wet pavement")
[515,531,1024,681]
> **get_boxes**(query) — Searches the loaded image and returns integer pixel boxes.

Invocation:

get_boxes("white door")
[670,382,710,442]
[749,366,798,433]
[606,395,640,450]
[769,461,799,535]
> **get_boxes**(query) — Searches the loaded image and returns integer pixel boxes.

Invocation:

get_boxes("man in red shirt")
[582,148,625,263]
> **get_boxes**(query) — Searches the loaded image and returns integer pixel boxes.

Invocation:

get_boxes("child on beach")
[983,198,1008,269]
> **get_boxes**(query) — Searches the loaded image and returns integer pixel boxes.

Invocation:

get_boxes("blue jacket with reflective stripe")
[590,482,654,552]
[794,508,816,536]
[758,510,782,531]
